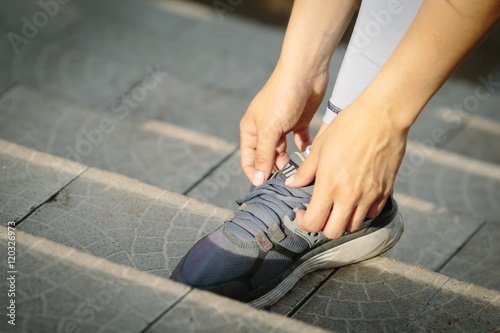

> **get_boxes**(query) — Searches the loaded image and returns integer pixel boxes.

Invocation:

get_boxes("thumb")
[253,129,280,186]
[285,152,317,188]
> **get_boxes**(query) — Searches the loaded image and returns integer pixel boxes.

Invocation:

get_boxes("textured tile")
[60,11,276,97]
[291,257,500,332]
[6,40,146,107]
[130,73,251,143]
[440,221,500,291]
[146,288,330,333]
[443,116,500,165]
[0,86,236,193]
[18,166,231,277]
[187,151,250,210]
[0,226,190,333]
[396,143,500,221]
[0,0,83,41]
[0,139,86,225]
[384,199,483,271]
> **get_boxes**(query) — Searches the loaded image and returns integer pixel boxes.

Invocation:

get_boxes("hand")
[240,67,328,185]
[286,100,408,239]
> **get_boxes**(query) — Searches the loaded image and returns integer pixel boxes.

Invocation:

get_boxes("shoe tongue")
[273,152,305,181]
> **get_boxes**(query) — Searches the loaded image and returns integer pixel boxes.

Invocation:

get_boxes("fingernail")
[285,174,294,186]
[252,170,265,186]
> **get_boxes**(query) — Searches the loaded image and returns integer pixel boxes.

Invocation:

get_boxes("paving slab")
[77,0,197,39]
[0,85,236,194]
[5,40,147,107]
[186,150,251,210]
[0,226,190,333]
[440,221,500,291]
[130,73,251,143]
[61,13,275,98]
[0,139,87,225]
[147,288,330,333]
[290,256,500,332]
[18,165,232,278]
[0,226,330,333]
[383,201,483,271]
[441,113,500,165]
[396,142,500,221]
[0,0,83,41]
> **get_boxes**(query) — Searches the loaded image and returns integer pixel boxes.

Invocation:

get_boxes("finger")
[345,204,370,233]
[322,202,354,239]
[297,184,333,233]
[293,127,312,152]
[285,150,317,187]
[275,136,289,170]
[253,128,280,186]
[240,125,258,182]
[366,196,387,218]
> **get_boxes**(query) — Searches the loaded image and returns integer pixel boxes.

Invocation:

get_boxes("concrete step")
[0,85,237,195]
[2,140,499,331]
[2,230,499,333]
[0,226,329,333]
[1,141,499,332]
[282,256,500,332]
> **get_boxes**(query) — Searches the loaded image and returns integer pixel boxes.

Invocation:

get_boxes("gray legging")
[323,0,423,125]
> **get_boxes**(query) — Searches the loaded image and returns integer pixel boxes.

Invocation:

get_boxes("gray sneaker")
[171,152,403,308]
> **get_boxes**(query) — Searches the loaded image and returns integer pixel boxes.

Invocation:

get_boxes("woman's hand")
[287,100,408,239]
[239,0,358,186]
[240,68,328,185]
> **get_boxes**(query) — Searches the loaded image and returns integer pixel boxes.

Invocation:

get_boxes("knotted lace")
[229,179,311,238]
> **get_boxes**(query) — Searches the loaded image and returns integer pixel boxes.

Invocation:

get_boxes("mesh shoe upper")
[171,153,315,298]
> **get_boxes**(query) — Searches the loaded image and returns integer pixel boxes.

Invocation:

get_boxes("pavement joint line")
[13,166,90,227]
[436,219,488,273]
[139,288,193,333]
[424,276,452,306]
[285,268,339,318]
[182,145,241,196]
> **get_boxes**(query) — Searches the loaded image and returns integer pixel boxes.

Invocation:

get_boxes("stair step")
[0,226,329,333]
[0,85,236,194]
[439,220,500,291]
[2,141,493,323]
[0,139,87,224]
[397,141,500,221]
[286,256,500,332]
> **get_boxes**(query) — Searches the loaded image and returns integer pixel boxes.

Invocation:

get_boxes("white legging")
[323,0,423,124]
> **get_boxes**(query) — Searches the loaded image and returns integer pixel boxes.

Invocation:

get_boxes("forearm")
[357,0,500,130]
[276,0,359,81]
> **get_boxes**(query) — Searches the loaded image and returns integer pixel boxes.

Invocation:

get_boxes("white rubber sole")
[249,212,404,309]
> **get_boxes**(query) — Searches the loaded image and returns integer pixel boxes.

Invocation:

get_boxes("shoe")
[170,152,403,308]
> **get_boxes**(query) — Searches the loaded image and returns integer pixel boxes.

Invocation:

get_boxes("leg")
[323,0,423,125]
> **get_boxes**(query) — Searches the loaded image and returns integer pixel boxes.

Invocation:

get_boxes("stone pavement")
[0,0,499,331]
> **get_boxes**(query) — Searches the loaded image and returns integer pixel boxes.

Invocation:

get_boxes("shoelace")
[230,179,311,237]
